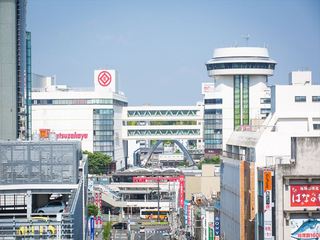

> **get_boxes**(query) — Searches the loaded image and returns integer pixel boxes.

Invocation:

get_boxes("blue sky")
[27,0,320,105]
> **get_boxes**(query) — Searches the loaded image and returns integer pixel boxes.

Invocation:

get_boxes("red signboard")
[133,176,185,208]
[290,184,320,207]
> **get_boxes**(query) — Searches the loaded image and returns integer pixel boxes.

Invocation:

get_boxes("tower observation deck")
[206,47,276,76]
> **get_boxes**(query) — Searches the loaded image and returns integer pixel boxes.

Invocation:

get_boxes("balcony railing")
[222,151,246,161]
[265,155,295,166]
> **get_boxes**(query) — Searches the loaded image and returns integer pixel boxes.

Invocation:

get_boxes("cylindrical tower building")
[203,47,276,152]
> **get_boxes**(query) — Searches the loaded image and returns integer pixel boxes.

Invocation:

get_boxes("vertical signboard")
[290,219,320,239]
[179,175,185,208]
[89,216,95,240]
[208,223,214,240]
[187,203,192,226]
[263,170,273,239]
[214,216,220,239]
[184,200,189,226]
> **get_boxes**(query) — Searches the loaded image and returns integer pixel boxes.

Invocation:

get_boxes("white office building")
[220,71,320,239]
[32,70,128,170]
[204,47,276,153]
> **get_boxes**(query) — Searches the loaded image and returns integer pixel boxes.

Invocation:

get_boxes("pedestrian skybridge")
[122,106,204,140]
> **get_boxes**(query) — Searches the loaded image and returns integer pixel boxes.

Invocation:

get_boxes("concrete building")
[257,137,320,240]
[219,71,320,240]
[31,69,128,170]
[0,140,88,239]
[32,73,56,91]
[0,0,29,140]
[273,137,320,240]
[204,47,276,154]
[94,168,184,212]
[184,164,220,201]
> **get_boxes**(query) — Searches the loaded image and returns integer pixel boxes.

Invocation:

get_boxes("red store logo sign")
[98,71,112,87]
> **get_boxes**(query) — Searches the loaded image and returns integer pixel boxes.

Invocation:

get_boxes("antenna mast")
[242,34,250,46]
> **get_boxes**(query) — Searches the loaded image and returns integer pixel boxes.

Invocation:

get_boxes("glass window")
[295,96,306,102]
[260,98,271,104]
[242,75,249,125]
[258,181,263,196]
[313,124,320,130]
[32,98,118,105]
[260,108,271,114]
[204,109,222,115]
[206,62,276,71]
[204,98,223,104]
[312,96,320,102]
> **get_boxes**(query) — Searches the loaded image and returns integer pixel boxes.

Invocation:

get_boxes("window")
[242,75,249,125]
[206,62,276,71]
[295,96,306,102]
[204,109,222,115]
[312,96,320,102]
[204,98,222,104]
[31,98,126,105]
[48,202,62,206]
[258,181,263,196]
[260,98,271,104]
[260,108,271,114]
[313,124,320,130]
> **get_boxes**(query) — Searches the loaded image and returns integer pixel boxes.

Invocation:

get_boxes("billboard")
[290,184,320,207]
[290,219,320,239]
[132,175,185,208]
[202,82,214,94]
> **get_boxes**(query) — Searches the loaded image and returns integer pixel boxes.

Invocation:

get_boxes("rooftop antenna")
[242,34,250,46]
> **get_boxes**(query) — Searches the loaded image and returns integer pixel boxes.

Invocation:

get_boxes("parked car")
[17,217,56,236]
[35,200,66,213]
[112,222,127,230]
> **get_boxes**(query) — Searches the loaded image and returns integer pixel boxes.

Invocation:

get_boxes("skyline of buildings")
[0,1,319,240]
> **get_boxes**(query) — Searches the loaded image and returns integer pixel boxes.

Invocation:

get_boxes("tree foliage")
[198,156,220,169]
[84,150,112,175]
[103,222,112,240]
[87,203,98,217]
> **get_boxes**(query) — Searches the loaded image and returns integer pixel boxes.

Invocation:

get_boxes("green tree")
[103,222,112,240]
[198,156,220,169]
[87,203,98,217]
[84,150,112,175]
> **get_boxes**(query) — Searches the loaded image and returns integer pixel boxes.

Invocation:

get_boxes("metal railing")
[0,213,74,239]
[222,151,246,161]
[265,155,294,166]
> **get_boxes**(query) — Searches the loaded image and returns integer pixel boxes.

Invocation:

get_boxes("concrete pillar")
[26,190,32,218]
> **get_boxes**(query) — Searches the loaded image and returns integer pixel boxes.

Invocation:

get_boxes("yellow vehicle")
[17,217,56,236]
[140,209,169,221]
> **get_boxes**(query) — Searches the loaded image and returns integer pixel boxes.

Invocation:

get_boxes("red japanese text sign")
[290,184,320,207]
